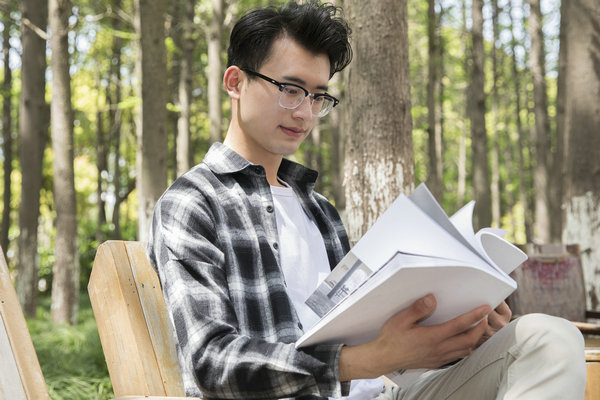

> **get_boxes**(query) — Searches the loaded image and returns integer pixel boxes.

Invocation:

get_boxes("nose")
[292,95,314,119]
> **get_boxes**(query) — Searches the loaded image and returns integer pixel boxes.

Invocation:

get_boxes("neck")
[223,129,283,187]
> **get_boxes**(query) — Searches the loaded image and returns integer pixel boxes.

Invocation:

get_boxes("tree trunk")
[17,0,48,317]
[1,13,13,256]
[490,0,501,229]
[552,0,568,243]
[457,0,469,207]
[426,0,442,203]
[509,0,532,243]
[528,0,552,243]
[469,0,491,230]
[177,0,196,175]
[96,74,107,242]
[134,0,169,242]
[208,0,224,145]
[49,0,79,325]
[109,0,123,239]
[342,0,414,243]
[328,73,345,211]
[561,0,600,310]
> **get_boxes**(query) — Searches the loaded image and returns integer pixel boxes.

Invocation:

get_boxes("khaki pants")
[375,313,587,400]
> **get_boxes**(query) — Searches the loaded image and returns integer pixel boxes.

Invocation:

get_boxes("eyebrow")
[281,75,329,92]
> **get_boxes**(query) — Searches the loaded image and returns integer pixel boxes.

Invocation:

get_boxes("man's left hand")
[477,301,512,347]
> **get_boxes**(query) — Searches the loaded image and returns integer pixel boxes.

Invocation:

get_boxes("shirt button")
[266,205,274,213]
[298,322,303,330]
[273,242,279,250]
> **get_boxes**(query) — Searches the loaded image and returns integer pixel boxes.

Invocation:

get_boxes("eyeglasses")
[241,68,339,118]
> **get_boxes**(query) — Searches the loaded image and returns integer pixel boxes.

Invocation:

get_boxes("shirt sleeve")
[147,183,349,399]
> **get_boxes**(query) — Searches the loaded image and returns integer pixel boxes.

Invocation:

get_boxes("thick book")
[295,184,527,383]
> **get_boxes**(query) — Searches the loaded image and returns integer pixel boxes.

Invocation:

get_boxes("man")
[148,1,586,399]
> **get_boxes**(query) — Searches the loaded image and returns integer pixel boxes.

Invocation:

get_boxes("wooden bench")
[88,240,201,400]
[0,248,50,400]
[91,241,599,399]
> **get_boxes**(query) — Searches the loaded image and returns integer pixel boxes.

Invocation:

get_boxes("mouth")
[280,125,305,138]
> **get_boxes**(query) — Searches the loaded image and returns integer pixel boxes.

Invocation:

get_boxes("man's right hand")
[338,294,491,382]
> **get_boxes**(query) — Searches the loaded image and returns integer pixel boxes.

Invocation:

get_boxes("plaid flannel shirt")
[147,143,352,399]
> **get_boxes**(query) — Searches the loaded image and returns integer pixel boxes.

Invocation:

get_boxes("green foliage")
[28,296,113,400]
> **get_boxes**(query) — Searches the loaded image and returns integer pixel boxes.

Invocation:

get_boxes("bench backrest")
[0,248,50,400]
[88,240,187,398]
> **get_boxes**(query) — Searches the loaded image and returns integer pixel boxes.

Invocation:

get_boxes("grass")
[27,294,114,400]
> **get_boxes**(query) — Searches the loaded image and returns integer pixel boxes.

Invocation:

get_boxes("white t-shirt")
[271,184,384,400]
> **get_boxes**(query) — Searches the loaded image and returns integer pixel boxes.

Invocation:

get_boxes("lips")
[280,125,305,138]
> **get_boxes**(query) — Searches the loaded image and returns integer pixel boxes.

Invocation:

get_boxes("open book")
[295,184,527,385]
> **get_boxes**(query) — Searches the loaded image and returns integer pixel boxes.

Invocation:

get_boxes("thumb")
[395,294,437,326]
[412,294,437,323]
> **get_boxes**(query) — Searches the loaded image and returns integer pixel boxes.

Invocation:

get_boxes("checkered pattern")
[148,143,351,399]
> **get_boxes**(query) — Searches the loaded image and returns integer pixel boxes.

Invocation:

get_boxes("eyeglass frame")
[241,68,340,117]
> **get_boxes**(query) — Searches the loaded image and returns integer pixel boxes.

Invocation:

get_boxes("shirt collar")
[203,142,318,184]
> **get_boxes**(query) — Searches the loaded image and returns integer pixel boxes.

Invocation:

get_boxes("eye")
[282,85,299,95]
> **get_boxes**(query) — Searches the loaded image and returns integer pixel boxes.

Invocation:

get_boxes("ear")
[224,66,243,100]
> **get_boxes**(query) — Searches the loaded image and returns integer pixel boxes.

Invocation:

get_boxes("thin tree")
[509,0,532,242]
[489,0,501,228]
[328,72,345,210]
[342,0,414,243]
[17,0,48,316]
[134,0,169,242]
[177,0,196,175]
[49,0,79,324]
[208,0,224,145]
[109,0,124,239]
[561,0,600,310]
[457,0,469,207]
[426,0,442,202]
[469,0,491,229]
[528,0,552,243]
[1,11,13,256]
[552,0,567,243]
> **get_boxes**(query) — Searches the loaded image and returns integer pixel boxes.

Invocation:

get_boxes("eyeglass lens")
[279,86,334,117]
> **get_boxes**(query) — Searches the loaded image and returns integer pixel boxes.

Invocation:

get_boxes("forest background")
[1,0,599,398]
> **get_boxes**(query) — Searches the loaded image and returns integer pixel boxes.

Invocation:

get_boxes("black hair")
[226,1,352,78]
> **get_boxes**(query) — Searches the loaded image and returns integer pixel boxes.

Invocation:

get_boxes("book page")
[350,195,491,275]
[296,252,516,348]
[408,184,482,258]
[305,252,374,318]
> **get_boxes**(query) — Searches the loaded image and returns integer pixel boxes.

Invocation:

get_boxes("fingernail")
[423,295,434,308]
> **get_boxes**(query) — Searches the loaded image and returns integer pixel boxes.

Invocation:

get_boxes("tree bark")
[208,0,224,145]
[328,73,345,211]
[552,0,568,243]
[561,0,600,310]
[49,0,79,325]
[1,12,13,257]
[457,0,469,207]
[17,0,48,316]
[134,0,169,242]
[109,0,123,239]
[96,74,107,241]
[469,0,491,230]
[490,0,501,229]
[426,0,442,203]
[509,0,532,243]
[177,0,196,176]
[342,0,414,243]
[528,0,552,243]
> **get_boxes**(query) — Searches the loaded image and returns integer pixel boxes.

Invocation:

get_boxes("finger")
[488,302,511,330]
[495,301,512,319]
[438,318,488,360]
[436,305,491,339]
[391,294,437,327]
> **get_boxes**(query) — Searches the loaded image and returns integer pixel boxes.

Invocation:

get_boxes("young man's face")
[235,36,331,162]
